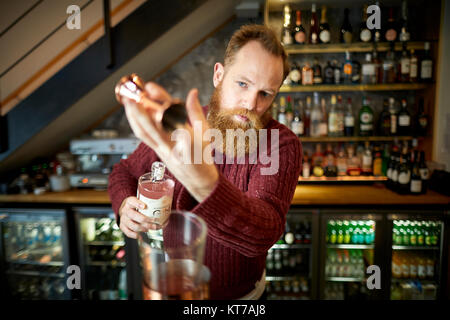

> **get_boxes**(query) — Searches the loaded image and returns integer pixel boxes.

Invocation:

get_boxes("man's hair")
[224,24,289,83]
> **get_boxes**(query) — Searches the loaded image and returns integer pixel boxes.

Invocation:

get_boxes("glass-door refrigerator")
[387,211,447,300]
[0,208,72,300]
[73,207,127,300]
[319,211,384,300]
[265,209,319,300]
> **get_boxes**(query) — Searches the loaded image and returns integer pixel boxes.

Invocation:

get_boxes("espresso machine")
[69,132,139,190]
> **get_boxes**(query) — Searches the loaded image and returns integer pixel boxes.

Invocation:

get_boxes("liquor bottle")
[304,96,312,136]
[278,96,287,126]
[310,93,322,137]
[409,49,418,82]
[323,61,334,84]
[343,51,353,84]
[399,0,410,42]
[386,145,398,187]
[382,144,390,176]
[373,145,383,177]
[288,62,301,85]
[359,4,372,43]
[420,42,433,82]
[388,97,398,136]
[284,222,295,244]
[302,152,311,178]
[319,5,331,44]
[416,98,428,136]
[328,94,339,137]
[293,10,306,44]
[379,98,391,136]
[309,4,320,44]
[399,42,411,83]
[382,42,397,83]
[320,98,328,137]
[351,57,361,84]
[137,162,175,228]
[410,150,422,195]
[385,7,397,42]
[324,143,338,177]
[333,60,341,84]
[397,99,411,136]
[361,53,376,84]
[419,151,429,194]
[336,95,345,136]
[391,146,401,192]
[312,144,325,177]
[286,95,294,127]
[302,62,314,85]
[361,141,373,176]
[291,101,304,136]
[313,58,323,84]
[372,44,382,84]
[346,144,361,176]
[359,97,374,136]
[373,1,382,43]
[397,147,411,195]
[294,223,304,244]
[340,8,353,43]
[282,5,294,46]
[336,146,348,176]
[344,97,355,136]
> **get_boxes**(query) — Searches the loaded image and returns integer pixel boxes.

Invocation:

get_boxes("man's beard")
[207,82,272,157]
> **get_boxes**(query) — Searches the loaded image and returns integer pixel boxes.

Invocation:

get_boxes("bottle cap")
[151,162,166,181]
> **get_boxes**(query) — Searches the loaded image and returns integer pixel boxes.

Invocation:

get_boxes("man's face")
[209,40,284,127]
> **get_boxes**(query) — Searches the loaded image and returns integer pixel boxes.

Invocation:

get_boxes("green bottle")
[359,96,374,136]
[402,221,410,246]
[350,221,358,244]
[337,221,344,244]
[416,221,424,246]
[329,220,337,244]
[424,222,432,246]
[430,221,439,246]
[409,221,417,246]
[343,220,351,244]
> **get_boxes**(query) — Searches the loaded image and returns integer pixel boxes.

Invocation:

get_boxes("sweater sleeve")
[107,142,158,223]
[189,135,302,258]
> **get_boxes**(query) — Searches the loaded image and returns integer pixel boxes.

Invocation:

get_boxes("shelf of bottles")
[3,219,68,299]
[390,220,442,300]
[280,83,429,93]
[80,216,127,300]
[324,219,375,300]
[266,217,312,300]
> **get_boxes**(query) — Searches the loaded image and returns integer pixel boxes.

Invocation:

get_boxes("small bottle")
[388,97,398,136]
[385,7,398,42]
[361,141,373,176]
[409,49,419,82]
[419,151,429,194]
[319,5,331,44]
[399,43,411,83]
[137,162,175,228]
[293,10,306,44]
[286,95,294,127]
[323,61,334,84]
[336,147,348,176]
[291,101,304,137]
[282,5,294,46]
[410,150,422,195]
[302,152,311,178]
[361,53,376,84]
[416,98,428,136]
[420,42,433,82]
[373,145,383,177]
[359,97,374,136]
[397,147,411,195]
[309,4,320,44]
[336,95,345,137]
[340,8,353,44]
[278,97,287,126]
[333,60,341,84]
[379,98,391,136]
[312,144,325,177]
[302,62,314,85]
[344,98,355,137]
[397,99,411,136]
[328,95,339,136]
[313,58,323,84]
[304,96,312,136]
[343,51,353,84]
[289,62,301,85]
[310,93,322,137]
[359,5,372,42]
[399,0,410,42]
[320,98,328,137]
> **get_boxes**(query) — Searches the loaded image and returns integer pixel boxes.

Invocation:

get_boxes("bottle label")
[385,29,397,41]
[137,192,172,226]
[360,112,373,123]
[419,168,429,180]
[278,114,287,126]
[295,31,306,44]
[399,115,411,126]
[418,265,426,278]
[343,32,352,43]
[360,123,373,131]
[319,30,330,43]
[290,69,301,83]
[401,59,410,74]
[398,172,411,184]
[344,63,352,75]
[362,64,376,76]
[410,179,422,193]
[302,71,313,85]
[399,32,410,42]
[390,115,397,133]
[387,168,392,179]
[344,116,355,127]
[291,121,304,135]
[392,170,398,182]
[282,30,293,45]
[311,33,318,44]
[319,123,328,136]
[410,63,418,78]
[360,29,372,42]
[426,264,434,277]
[421,61,432,79]
[328,114,338,133]
[302,163,310,178]
[362,155,372,167]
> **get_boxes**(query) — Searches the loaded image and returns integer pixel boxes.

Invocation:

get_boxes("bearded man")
[108,24,302,300]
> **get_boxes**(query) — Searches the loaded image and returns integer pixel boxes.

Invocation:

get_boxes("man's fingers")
[145,82,172,104]
[186,88,206,126]
[126,197,146,210]
[121,224,137,239]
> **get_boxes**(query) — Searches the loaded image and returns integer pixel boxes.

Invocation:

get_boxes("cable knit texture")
[108,110,302,300]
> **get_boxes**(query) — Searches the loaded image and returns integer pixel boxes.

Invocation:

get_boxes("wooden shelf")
[284,41,432,54]
[280,83,429,93]
[299,176,388,183]
[299,136,417,143]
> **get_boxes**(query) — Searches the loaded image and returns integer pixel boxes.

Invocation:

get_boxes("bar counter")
[0,185,448,206]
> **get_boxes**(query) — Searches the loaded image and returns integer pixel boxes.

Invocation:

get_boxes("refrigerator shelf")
[326,277,366,282]
[392,245,440,251]
[85,241,125,246]
[326,244,375,250]
[6,270,66,279]
[87,261,126,267]
[271,244,312,250]
[266,276,307,281]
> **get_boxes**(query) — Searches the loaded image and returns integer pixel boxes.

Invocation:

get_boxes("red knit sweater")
[108,113,302,300]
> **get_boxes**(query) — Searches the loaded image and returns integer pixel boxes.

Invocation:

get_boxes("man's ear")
[213,63,225,88]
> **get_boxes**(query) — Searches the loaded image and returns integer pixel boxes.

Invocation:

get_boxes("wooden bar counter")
[0,185,448,207]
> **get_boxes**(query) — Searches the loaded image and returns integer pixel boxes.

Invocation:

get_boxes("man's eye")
[261,91,270,98]
[237,81,247,88]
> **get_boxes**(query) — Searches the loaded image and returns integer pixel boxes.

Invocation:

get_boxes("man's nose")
[243,91,258,111]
